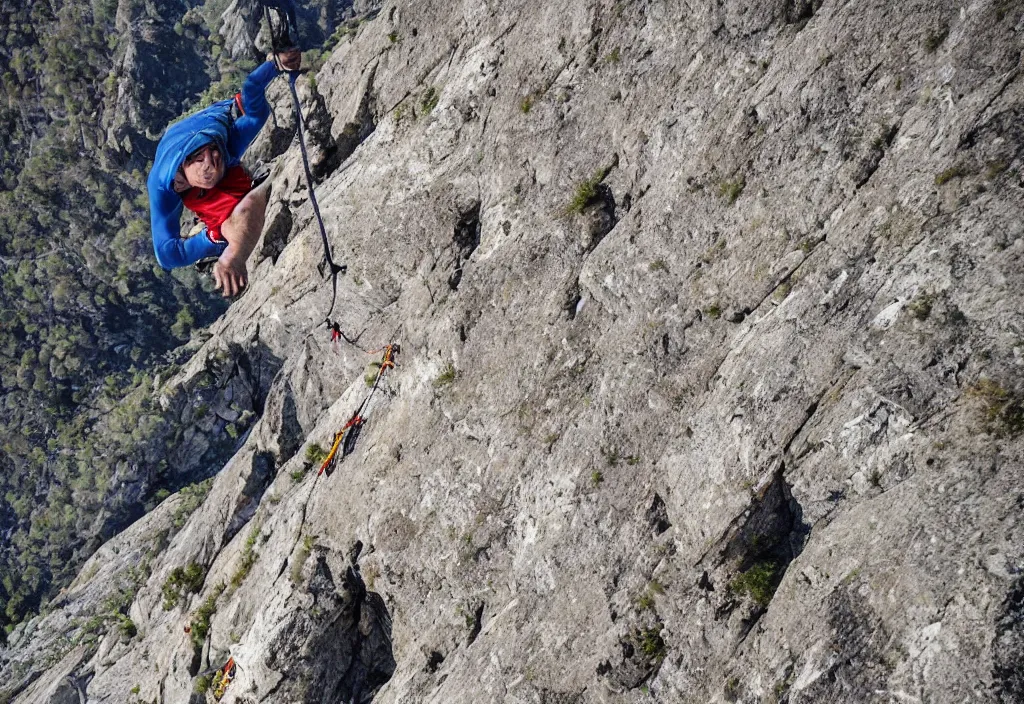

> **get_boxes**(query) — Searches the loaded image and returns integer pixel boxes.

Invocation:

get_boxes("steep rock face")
[4,0,1024,702]
[104,0,212,160]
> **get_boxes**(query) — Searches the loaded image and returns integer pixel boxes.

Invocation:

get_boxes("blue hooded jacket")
[148,61,280,269]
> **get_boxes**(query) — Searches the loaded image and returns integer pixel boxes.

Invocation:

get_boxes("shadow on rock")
[268,544,396,703]
[994,575,1024,704]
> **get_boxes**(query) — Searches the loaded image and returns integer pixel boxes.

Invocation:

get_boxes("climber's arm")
[149,176,225,270]
[228,56,288,159]
[228,51,301,159]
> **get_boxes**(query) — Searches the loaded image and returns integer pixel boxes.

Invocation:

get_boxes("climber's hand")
[212,247,248,298]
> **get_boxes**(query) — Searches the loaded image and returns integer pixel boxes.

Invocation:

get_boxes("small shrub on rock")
[729,561,779,607]
[967,379,1024,437]
[162,563,206,610]
[566,172,603,214]
[635,626,666,660]
[718,177,745,204]
[434,363,457,387]
[305,443,328,465]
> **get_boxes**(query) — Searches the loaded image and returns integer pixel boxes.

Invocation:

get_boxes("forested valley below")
[0,0,345,638]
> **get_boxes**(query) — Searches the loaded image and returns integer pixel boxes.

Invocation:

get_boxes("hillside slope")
[3,0,1023,702]
[0,0,358,639]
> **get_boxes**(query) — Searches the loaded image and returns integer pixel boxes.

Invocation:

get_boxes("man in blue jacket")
[148,49,300,297]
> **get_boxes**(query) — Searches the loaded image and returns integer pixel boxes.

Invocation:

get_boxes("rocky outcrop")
[220,0,266,61]
[220,0,379,62]
[4,0,1024,703]
[103,0,213,162]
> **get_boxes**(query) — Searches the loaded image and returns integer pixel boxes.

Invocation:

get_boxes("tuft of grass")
[718,177,745,204]
[729,561,780,607]
[635,627,666,659]
[705,304,722,320]
[229,526,261,590]
[323,22,359,53]
[161,563,206,610]
[305,444,328,465]
[566,171,603,214]
[421,86,439,114]
[724,676,740,701]
[868,468,883,488]
[591,470,604,486]
[935,164,967,185]
[520,95,535,113]
[434,362,457,387]
[118,615,137,639]
[908,292,935,321]
[172,477,214,529]
[636,580,665,611]
[77,614,106,643]
[189,584,225,649]
[604,47,621,63]
[648,259,668,273]
[388,31,399,43]
[195,674,212,694]
[966,379,1024,437]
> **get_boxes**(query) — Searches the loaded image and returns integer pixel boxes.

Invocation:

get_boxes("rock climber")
[147,49,301,297]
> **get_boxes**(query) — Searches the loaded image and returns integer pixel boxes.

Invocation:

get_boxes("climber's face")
[182,143,225,189]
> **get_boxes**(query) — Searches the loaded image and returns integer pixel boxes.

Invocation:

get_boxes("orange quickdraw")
[367,343,397,381]
[318,343,399,477]
[318,414,364,476]
[213,656,236,700]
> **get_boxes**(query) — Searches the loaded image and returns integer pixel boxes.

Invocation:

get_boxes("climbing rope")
[258,2,398,474]
[261,0,346,329]
[286,73,346,319]
[319,343,399,476]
